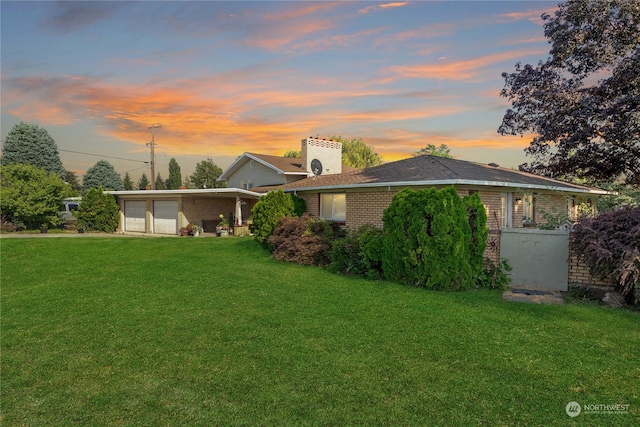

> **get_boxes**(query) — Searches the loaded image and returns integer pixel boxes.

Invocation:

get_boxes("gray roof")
[279,155,609,195]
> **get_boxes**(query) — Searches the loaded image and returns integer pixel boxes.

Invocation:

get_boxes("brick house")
[278,154,609,232]
[109,188,261,235]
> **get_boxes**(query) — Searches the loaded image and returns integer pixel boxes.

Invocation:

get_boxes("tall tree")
[137,172,150,190]
[190,159,224,188]
[0,163,72,229]
[65,170,82,193]
[122,172,134,190]
[498,0,640,185]
[1,122,66,178]
[168,158,182,189]
[155,173,167,190]
[82,160,124,193]
[413,144,453,158]
[330,135,383,169]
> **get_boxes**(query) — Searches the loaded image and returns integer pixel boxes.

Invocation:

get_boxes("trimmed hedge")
[270,215,344,266]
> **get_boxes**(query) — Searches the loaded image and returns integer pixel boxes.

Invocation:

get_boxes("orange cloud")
[384,49,546,82]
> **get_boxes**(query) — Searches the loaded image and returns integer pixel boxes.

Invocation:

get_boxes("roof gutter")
[281,179,613,195]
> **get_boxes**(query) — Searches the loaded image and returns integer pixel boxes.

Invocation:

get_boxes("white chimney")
[301,137,342,176]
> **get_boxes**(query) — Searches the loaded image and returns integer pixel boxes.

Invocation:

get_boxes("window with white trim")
[523,194,534,222]
[320,193,346,221]
[500,192,513,228]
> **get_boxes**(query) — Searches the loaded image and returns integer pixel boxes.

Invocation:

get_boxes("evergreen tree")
[65,170,82,192]
[155,173,167,190]
[123,172,134,190]
[1,122,66,177]
[82,160,124,194]
[168,158,182,189]
[138,172,150,190]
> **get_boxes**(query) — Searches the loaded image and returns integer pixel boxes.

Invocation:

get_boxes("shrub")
[291,193,307,217]
[571,205,640,304]
[464,193,489,278]
[329,224,384,279]
[75,187,119,232]
[381,187,476,290]
[270,215,344,266]
[476,258,512,290]
[0,163,71,229]
[251,190,295,249]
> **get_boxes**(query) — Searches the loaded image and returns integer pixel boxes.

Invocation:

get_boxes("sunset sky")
[1,1,557,182]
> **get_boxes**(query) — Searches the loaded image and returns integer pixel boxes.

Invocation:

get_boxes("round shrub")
[329,223,384,279]
[75,187,120,232]
[250,189,295,249]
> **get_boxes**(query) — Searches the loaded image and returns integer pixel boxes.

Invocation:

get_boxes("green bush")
[291,193,307,217]
[329,224,384,279]
[75,187,119,232]
[381,187,476,290]
[250,190,296,249]
[476,258,512,290]
[464,193,489,278]
[0,163,71,229]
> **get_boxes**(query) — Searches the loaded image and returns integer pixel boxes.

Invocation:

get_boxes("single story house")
[108,188,262,235]
[277,154,610,233]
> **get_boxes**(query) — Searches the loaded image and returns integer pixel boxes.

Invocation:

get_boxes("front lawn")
[1,237,638,426]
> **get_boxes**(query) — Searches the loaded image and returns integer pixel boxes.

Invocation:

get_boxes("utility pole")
[147,124,162,190]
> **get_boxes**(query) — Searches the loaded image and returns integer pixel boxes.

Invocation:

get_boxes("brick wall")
[180,197,237,229]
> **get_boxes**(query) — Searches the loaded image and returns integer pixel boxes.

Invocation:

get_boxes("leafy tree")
[330,135,383,169]
[498,0,640,185]
[123,172,134,190]
[190,158,224,189]
[182,177,196,189]
[155,173,167,190]
[1,122,66,177]
[168,158,182,189]
[0,163,72,229]
[250,189,295,249]
[65,170,82,193]
[82,160,124,193]
[138,172,150,190]
[75,187,120,232]
[597,183,640,212]
[413,144,453,158]
[283,149,301,158]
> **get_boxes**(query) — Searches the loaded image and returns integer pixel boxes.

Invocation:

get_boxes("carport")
[109,188,263,235]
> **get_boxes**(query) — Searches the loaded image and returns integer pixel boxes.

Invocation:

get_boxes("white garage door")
[154,201,178,235]
[125,201,146,232]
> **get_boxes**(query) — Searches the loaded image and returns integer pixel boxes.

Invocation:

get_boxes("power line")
[58,149,148,164]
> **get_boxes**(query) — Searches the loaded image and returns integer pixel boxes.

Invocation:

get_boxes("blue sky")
[1,1,557,182]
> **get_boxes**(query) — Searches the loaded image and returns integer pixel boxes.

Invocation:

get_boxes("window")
[523,194,534,222]
[320,193,346,221]
[500,192,513,228]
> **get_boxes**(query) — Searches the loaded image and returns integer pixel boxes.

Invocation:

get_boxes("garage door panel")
[154,201,178,235]
[125,201,146,232]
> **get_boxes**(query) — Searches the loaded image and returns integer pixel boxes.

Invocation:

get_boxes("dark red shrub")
[571,205,640,303]
[269,215,344,266]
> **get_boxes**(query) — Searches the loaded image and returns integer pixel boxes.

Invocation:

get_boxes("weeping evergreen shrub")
[382,187,482,290]
[464,192,489,278]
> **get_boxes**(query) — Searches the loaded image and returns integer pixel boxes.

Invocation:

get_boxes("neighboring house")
[219,137,355,190]
[108,188,262,235]
[277,154,610,232]
[61,197,82,225]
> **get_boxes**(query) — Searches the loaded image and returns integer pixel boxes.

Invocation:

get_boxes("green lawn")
[1,237,638,426]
